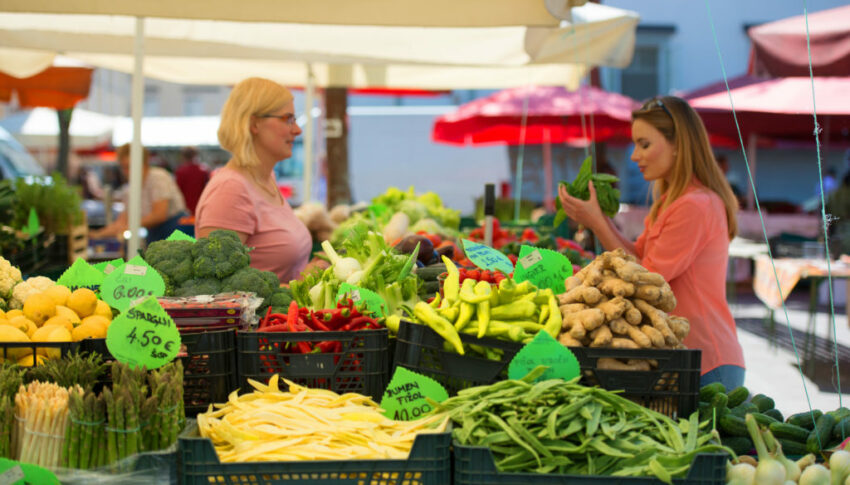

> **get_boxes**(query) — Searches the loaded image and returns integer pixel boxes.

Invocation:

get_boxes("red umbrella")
[432,84,639,146]
[748,5,850,77]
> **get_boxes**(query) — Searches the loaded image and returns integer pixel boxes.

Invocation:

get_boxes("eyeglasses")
[259,113,298,126]
[641,98,673,120]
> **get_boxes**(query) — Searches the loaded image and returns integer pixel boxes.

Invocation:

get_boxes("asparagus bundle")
[104,361,147,467]
[142,360,184,451]
[25,351,106,391]
[15,381,79,467]
[61,387,106,469]
[0,364,24,458]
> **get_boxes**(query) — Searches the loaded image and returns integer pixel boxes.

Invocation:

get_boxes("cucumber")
[416,264,447,281]
[751,412,779,427]
[770,421,810,442]
[719,414,749,437]
[710,392,728,410]
[779,439,808,456]
[725,386,749,408]
[721,436,754,456]
[763,408,784,422]
[833,416,850,441]
[699,382,726,402]
[786,410,823,430]
[828,407,850,422]
[750,394,775,413]
[806,414,837,453]
[730,402,759,418]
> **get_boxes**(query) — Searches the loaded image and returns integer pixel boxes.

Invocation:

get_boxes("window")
[143,86,160,116]
[602,26,674,101]
[183,94,204,116]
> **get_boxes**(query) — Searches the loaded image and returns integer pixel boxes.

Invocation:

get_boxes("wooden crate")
[67,219,88,262]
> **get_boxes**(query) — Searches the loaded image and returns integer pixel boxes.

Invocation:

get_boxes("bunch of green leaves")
[554,156,621,227]
[12,172,83,234]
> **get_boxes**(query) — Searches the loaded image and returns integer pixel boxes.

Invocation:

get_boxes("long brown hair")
[632,96,738,240]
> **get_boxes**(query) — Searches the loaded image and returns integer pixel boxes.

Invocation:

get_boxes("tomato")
[466,269,480,280]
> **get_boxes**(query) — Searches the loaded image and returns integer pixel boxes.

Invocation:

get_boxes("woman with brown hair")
[558,95,745,389]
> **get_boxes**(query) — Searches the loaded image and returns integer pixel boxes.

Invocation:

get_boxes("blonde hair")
[633,96,738,240]
[116,143,150,164]
[218,77,294,169]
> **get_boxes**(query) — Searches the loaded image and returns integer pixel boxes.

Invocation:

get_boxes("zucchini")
[699,382,726,402]
[750,394,775,413]
[763,408,784,422]
[833,416,850,441]
[721,436,754,456]
[751,412,779,427]
[779,439,808,456]
[806,413,837,453]
[786,410,823,430]
[730,402,759,418]
[769,422,810,442]
[416,265,447,281]
[719,414,749,437]
[725,386,749,408]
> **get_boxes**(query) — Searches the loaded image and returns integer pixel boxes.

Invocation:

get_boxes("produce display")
[432,366,728,479]
[197,374,448,462]
[464,220,593,270]
[557,249,689,370]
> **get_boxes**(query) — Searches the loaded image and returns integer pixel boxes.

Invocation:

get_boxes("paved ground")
[731,283,850,417]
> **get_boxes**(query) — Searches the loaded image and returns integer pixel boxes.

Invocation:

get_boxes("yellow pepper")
[543,293,562,338]
[474,281,491,338]
[441,255,460,303]
[413,302,464,354]
[454,302,475,331]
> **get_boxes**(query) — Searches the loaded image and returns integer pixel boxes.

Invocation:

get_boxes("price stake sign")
[101,255,165,312]
[57,258,105,294]
[461,239,514,274]
[166,229,196,243]
[106,296,181,370]
[380,367,449,421]
[507,331,581,383]
[0,458,59,485]
[24,208,39,239]
[336,282,387,317]
[512,245,573,294]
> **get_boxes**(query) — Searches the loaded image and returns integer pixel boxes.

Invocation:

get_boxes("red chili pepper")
[286,301,299,333]
[316,341,338,353]
[309,315,332,331]
[260,306,272,329]
[342,316,377,331]
[262,324,291,332]
[296,341,313,353]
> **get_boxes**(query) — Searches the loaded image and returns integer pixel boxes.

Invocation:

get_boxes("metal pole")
[303,63,315,204]
[127,17,145,258]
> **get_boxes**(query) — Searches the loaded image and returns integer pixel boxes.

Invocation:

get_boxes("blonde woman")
[558,96,745,389]
[195,77,313,282]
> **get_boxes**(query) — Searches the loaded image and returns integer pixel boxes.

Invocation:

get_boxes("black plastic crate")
[454,444,726,485]
[393,321,701,417]
[0,340,75,364]
[236,329,389,402]
[178,423,450,485]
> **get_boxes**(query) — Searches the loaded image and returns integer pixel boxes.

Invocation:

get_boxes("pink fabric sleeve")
[637,199,708,283]
[195,177,258,234]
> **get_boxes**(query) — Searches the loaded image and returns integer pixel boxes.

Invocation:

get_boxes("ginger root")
[598,276,635,298]
[632,298,679,346]
[562,308,605,333]
[668,315,690,341]
[611,337,639,349]
[558,333,583,347]
[559,285,603,305]
[589,325,613,347]
[640,325,665,347]
[559,303,588,314]
[596,296,628,321]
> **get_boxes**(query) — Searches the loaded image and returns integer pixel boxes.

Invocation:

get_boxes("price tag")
[380,367,448,421]
[24,208,39,238]
[93,258,125,275]
[507,331,581,382]
[101,255,165,312]
[0,465,23,485]
[105,296,181,370]
[512,245,573,294]
[57,258,105,294]
[0,459,59,485]
[166,229,196,242]
[336,283,387,317]
[461,239,514,274]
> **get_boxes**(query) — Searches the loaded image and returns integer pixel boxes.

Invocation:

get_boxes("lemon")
[5,309,24,320]
[93,300,113,321]
[43,315,74,333]
[43,285,72,306]
[66,288,98,318]
[17,353,47,367]
[32,325,71,359]
[55,305,82,325]
[23,293,56,326]
[72,321,107,341]
[7,316,37,337]
[0,325,31,360]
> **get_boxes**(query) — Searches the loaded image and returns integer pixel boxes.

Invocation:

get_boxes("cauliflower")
[10,276,55,309]
[0,256,23,299]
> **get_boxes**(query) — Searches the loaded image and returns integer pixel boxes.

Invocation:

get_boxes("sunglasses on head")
[641,98,673,120]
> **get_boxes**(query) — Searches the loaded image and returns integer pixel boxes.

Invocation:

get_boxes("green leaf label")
[166,229,196,242]
[380,367,449,421]
[24,208,39,238]
[101,255,165,312]
[0,458,59,485]
[461,239,514,274]
[512,245,573,294]
[57,258,105,294]
[507,331,581,382]
[105,296,181,370]
[336,283,387,317]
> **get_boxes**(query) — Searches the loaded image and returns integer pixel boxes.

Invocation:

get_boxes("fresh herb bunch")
[554,156,621,227]
[25,350,106,391]
[12,172,83,234]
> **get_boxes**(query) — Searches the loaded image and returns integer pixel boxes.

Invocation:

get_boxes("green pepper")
[442,255,460,302]
[490,300,537,320]
[460,278,489,304]
[454,302,475,331]
[413,302,465,354]
[543,293,562,338]
[474,281,491,338]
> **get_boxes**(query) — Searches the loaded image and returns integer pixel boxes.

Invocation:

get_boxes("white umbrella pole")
[745,133,757,211]
[127,16,145,258]
[303,63,315,204]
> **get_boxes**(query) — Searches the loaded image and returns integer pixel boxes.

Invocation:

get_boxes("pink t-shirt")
[635,182,745,375]
[194,167,312,282]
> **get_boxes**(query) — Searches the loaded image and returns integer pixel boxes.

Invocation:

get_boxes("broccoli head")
[268,287,293,308]
[220,266,276,301]
[191,230,250,279]
[174,278,222,297]
[143,240,195,286]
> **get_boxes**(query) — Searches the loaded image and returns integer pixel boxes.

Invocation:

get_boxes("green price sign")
[0,458,59,485]
[336,282,387,317]
[101,255,165,312]
[24,208,39,238]
[507,331,581,383]
[57,258,105,294]
[461,239,514,274]
[105,296,181,370]
[512,245,573,294]
[166,229,196,242]
[380,367,449,421]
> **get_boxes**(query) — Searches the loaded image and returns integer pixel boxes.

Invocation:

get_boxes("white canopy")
[0,107,114,149]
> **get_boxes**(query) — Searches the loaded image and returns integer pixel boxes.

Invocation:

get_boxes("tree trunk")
[325,87,351,208]
[57,108,73,177]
